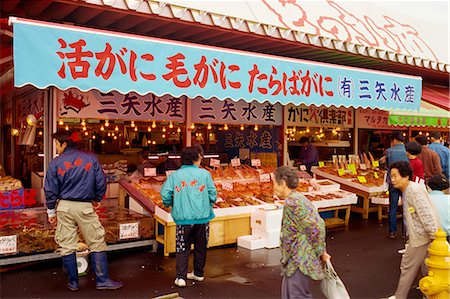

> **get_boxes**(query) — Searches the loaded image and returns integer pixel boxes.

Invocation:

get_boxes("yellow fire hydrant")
[419,228,450,299]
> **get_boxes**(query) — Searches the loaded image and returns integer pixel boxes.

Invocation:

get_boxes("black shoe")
[91,251,124,290]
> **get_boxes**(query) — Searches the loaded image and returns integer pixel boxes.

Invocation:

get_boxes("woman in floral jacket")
[273,166,331,299]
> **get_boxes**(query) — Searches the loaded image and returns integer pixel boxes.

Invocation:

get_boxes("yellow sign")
[372,161,380,168]
[357,176,367,183]
[374,172,379,179]
[338,169,345,176]
[348,164,357,175]
[318,161,325,168]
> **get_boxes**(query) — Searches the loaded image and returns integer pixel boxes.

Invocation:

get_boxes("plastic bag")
[320,259,351,299]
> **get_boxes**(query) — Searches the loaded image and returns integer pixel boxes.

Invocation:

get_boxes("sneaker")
[389,232,396,239]
[174,277,186,287]
[187,272,204,282]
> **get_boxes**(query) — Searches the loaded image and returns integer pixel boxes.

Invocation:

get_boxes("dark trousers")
[175,223,209,279]
[388,185,402,233]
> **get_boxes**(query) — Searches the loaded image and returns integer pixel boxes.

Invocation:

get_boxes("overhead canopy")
[422,84,450,111]
[11,17,421,111]
[389,100,450,127]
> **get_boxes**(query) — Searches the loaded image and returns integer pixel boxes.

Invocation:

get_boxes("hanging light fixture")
[162,134,166,138]
[84,131,89,136]
[306,127,310,133]
[177,127,181,133]
[38,131,43,136]
[65,125,69,131]
[224,124,228,130]
[82,126,87,131]
[169,122,174,129]
[147,126,152,132]
[190,123,195,129]
[207,124,212,130]
[162,127,166,132]
[58,119,64,126]
[130,121,135,128]
[240,124,244,131]
[254,124,258,131]
[92,135,96,139]
[292,127,296,132]
[113,135,117,140]
[115,126,119,131]
[125,141,130,146]
[134,126,138,132]
[107,132,111,137]
[81,119,86,127]
[152,140,156,145]
[152,121,156,128]
[104,120,109,127]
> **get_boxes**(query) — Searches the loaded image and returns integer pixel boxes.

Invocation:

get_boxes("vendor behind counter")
[137,151,179,176]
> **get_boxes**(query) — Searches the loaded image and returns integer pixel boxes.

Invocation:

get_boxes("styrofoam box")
[251,207,283,231]
[252,228,281,249]
[311,179,341,192]
[237,235,266,250]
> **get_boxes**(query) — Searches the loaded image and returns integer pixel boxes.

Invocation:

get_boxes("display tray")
[0,205,154,257]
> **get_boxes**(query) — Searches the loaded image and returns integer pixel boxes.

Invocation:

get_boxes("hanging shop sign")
[285,104,353,128]
[191,97,282,126]
[57,88,185,121]
[388,115,449,127]
[355,108,391,129]
[12,18,421,111]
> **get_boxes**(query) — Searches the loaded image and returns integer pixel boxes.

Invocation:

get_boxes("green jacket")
[160,165,217,225]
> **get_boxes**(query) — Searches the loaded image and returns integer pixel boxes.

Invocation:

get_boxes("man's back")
[429,142,450,178]
[418,146,442,181]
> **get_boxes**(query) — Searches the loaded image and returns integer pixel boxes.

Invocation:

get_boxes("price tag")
[222,182,233,191]
[299,165,307,171]
[119,222,139,240]
[347,164,357,175]
[251,159,261,167]
[231,158,241,167]
[259,173,271,182]
[210,158,220,167]
[338,169,345,176]
[0,235,17,255]
[144,167,157,177]
[359,164,367,170]
[318,161,325,168]
[165,170,175,177]
[374,172,379,179]
[357,176,367,183]
[372,160,380,168]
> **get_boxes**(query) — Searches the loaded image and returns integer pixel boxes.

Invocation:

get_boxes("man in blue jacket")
[160,146,217,288]
[429,132,450,179]
[44,131,123,291]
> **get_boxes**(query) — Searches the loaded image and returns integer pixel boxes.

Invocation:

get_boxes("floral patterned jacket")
[280,191,326,280]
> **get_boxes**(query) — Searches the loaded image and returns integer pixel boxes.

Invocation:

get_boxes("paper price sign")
[372,161,380,168]
[299,165,307,171]
[259,173,271,182]
[222,182,233,191]
[119,222,139,240]
[357,176,367,183]
[144,167,157,177]
[338,169,345,176]
[347,164,357,174]
[374,172,379,179]
[165,170,175,176]
[231,158,241,167]
[318,161,325,168]
[251,159,261,167]
[210,158,220,167]
[359,164,367,170]
[0,235,17,255]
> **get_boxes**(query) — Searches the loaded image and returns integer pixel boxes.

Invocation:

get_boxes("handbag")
[320,259,351,299]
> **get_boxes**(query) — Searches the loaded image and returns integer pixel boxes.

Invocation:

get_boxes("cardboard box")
[250,206,283,232]
[237,235,266,250]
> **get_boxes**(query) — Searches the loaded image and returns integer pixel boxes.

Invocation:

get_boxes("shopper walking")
[160,146,217,288]
[405,141,424,183]
[44,131,123,291]
[428,132,450,179]
[415,135,442,182]
[428,175,450,242]
[385,161,439,299]
[385,132,409,239]
[273,166,330,299]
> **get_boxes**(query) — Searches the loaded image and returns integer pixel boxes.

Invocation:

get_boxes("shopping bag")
[320,259,351,299]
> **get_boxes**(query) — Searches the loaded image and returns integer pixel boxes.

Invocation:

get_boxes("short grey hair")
[274,166,299,189]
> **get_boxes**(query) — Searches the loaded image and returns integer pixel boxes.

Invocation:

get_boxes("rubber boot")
[62,253,79,291]
[90,251,124,290]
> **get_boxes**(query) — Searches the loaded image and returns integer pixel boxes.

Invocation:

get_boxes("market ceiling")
[0,0,448,88]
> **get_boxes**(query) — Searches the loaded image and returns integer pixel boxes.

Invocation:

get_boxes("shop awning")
[389,100,450,127]
[422,84,450,111]
[11,17,422,111]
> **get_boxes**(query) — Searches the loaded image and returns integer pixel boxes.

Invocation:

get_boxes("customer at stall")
[156,151,178,175]
[44,131,123,291]
[274,166,331,299]
[429,132,450,179]
[296,137,319,174]
[160,147,217,288]
[385,131,409,239]
[385,161,439,299]
[415,135,442,182]
[405,141,424,183]
[428,175,450,242]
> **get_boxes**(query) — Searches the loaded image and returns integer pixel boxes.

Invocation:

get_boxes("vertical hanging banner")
[12,18,421,111]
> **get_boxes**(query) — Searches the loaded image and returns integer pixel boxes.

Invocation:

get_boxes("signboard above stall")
[12,18,422,111]
[285,104,353,128]
[355,108,391,129]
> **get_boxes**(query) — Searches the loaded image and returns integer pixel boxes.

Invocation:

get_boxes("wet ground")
[1,216,423,299]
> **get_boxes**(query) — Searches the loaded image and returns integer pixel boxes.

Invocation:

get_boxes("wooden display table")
[320,205,351,229]
[155,213,251,256]
[371,196,403,223]
[312,168,384,219]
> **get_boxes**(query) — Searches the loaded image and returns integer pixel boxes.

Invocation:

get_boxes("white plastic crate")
[250,206,283,232]
[237,235,266,250]
[252,228,281,249]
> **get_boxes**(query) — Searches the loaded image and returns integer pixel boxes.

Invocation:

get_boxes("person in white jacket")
[384,161,440,299]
